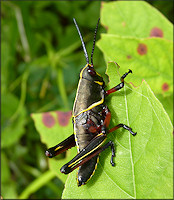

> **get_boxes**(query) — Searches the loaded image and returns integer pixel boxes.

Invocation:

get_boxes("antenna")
[91,18,100,67]
[73,18,89,64]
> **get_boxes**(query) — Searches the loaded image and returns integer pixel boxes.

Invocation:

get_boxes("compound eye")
[88,68,96,76]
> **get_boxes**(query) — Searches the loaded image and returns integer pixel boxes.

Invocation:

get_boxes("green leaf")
[98,0,173,122]
[101,1,173,40]
[62,62,173,199]
[1,151,10,183]
[97,35,173,96]
[31,110,77,183]
[1,93,27,148]
[155,93,173,123]
[1,151,18,199]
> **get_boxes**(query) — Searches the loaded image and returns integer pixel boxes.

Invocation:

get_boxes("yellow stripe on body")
[73,96,104,118]
[76,167,80,185]
[54,146,63,151]
[96,133,104,137]
[74,130,80,153]
[72,64,89,117]
[80,64,91,78]
[72,117,76,124]
[83,155,100,185]
[96,71,102,77]
[68,137,106,168]
[94,81,103,85]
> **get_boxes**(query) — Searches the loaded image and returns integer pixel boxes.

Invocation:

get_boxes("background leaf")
[1,93,27,148]
[101,1,173,40]
[98,1,173,122]
[1,151,18,199]
[62,62,173,199]
[31,111,77,183]
[98,35,173,95]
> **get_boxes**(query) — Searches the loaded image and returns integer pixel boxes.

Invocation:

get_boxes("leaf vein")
[99,162,134,199]
[124,86,136,198]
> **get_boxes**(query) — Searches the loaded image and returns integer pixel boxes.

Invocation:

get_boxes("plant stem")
[18,170,56,199]
[57,67,69,110]
[10,70,29,122]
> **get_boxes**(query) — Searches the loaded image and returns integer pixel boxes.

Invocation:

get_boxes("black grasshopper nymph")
[45,18,137,187]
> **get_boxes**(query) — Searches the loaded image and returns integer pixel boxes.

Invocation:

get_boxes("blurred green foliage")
[1,0,173,199]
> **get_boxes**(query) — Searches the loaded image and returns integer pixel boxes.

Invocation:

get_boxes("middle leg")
[109,123,137,136]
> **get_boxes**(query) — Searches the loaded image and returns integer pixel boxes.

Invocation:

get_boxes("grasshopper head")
[80,64,104,85]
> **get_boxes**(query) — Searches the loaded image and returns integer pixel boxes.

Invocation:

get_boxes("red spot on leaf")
[56,111,72,127]
[150,27,163,38]
[127,55,132,59]
[137,43,147,55]
[162,83,169,92]
[101,1,104,9]
[104,25,108,31]
[122,22,126,27]
[42,113,55,128]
